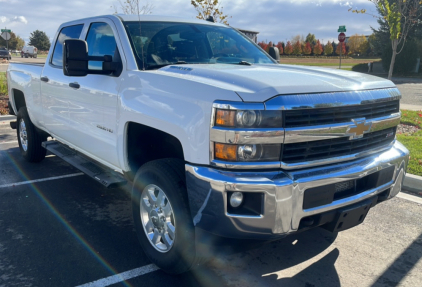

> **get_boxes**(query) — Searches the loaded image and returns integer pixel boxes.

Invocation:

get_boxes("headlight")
[215,109,282,128]
[215,143,281,162]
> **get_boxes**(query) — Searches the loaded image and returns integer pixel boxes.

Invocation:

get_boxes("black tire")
[16,107,47,162]
[132,159,196,274]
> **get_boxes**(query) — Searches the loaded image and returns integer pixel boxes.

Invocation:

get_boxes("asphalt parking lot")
[1,118,422,287]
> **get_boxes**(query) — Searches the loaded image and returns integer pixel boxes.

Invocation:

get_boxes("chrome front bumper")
[185,140,409,239]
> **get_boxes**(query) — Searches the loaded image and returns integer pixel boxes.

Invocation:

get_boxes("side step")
[42,141,127,188]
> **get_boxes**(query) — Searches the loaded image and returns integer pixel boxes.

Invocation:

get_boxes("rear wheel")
[16,107,47,162]
[132,159,196,274]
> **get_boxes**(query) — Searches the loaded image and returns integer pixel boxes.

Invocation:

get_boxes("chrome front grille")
[281,127,396,163]
[284,100,400,128]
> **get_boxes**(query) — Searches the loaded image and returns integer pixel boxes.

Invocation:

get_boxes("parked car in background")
[21,46,38,58]
[0,47,11,60]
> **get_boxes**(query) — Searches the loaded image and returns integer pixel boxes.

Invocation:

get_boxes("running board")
[42,141,127,188]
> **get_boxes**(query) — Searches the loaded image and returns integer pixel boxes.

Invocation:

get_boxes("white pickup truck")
[7,14,409,274]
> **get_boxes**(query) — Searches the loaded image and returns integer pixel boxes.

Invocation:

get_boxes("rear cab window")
[51,24,84,67]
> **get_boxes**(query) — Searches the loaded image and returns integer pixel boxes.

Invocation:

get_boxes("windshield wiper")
[238,61,252,66]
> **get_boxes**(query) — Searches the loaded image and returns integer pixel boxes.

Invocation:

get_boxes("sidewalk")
[401,104,422,111]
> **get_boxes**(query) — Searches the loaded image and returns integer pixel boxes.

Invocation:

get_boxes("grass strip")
[399,110,422,176]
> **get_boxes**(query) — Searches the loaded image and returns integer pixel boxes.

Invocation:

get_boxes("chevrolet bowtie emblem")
[346,118,372,140]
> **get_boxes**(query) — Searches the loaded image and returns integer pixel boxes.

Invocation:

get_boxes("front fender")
[117,71,242,169]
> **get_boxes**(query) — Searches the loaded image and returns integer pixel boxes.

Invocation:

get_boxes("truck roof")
[60,14,227,28]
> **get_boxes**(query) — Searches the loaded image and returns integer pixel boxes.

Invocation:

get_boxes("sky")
[0,0,381,46]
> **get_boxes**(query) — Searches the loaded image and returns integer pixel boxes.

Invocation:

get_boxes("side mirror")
[63,39,88,77]
[63,39,118,76]
[268,47,280,62]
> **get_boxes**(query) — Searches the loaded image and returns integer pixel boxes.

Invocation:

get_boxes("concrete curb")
[403,174,422,194]
[0,115,16,121]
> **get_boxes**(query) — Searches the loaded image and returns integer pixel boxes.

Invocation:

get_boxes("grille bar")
[284,100,399,128]
[282,127,396,163]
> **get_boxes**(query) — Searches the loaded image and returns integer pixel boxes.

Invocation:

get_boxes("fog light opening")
[230,192,243,208]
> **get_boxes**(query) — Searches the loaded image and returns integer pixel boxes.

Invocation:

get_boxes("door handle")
[69,82,80,89]
[40,76,49,82]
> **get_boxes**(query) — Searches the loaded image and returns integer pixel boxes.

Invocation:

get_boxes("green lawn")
[0,72,6,95]
[399,110,422,176]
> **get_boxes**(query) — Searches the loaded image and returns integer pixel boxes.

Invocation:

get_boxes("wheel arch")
[11,88,26,112]
[124,121,185,180]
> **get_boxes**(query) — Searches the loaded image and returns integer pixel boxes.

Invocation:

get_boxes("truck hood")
[158,64,396,102]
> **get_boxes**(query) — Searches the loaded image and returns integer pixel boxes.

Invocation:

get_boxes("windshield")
[123,21,276,70]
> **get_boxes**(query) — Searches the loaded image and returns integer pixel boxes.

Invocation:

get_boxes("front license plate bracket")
[322,197,378,233]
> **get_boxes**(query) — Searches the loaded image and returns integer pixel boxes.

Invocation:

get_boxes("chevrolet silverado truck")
[6,15,409,274]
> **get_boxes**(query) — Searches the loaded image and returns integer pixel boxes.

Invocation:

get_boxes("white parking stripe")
[0,140,18,144]
[75,264,159,287]
[0,173,84,189]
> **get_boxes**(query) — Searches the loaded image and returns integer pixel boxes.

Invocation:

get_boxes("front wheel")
[132,159,196,274]
[16,107,47,162]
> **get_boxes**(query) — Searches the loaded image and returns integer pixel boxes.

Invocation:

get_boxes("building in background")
[237,28,259,43]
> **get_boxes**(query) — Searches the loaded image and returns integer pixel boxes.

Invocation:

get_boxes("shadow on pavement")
[190,227,340,287]
[372,232,422,287]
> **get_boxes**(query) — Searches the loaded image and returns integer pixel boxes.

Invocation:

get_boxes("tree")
[0,32,25,50]
[324,41,333,55]
[291,34,304,44]
[303,42,312,55]
[336,42,346,55]
[305,33,316,45]
[348,34,367,55]
[284,41,293,55]
[358,39,370,55]
[28,30,50,51]
[113,0,154,14]
[292,41,302,55]
[313,40,323,55]
[352,0,421,79]
[258,41,268,51]
[367,33,378,55]
[276,41,284,55]
[191,0,230,24]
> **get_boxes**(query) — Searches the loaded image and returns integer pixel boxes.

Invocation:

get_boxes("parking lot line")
[0,173,84,189]
[0,140,18,145]
[75,264,159,287]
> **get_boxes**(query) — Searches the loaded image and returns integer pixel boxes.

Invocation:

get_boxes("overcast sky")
[0,0,380,46]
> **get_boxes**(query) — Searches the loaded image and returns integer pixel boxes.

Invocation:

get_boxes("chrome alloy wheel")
[19,119,28,151]
[140,184,176,253]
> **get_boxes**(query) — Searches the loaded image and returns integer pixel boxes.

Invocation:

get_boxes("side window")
[85,22,121,72]
[51,24,84,67]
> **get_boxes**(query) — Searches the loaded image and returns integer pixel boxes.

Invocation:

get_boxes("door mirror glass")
[63,39,88,76]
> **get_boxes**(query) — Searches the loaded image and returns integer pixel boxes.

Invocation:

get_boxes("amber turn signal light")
[214,143,237,161]
[215,110,236,127]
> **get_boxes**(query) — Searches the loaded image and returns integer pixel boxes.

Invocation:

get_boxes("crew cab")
[6,14,409,274]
